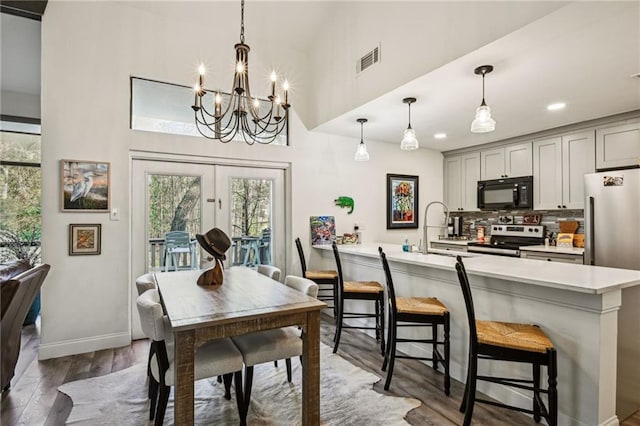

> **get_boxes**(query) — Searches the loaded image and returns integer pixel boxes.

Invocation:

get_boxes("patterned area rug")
[58,342,421,425]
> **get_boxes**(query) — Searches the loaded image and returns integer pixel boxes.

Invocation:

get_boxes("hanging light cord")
[407,102,413,129]
[360,121,364,143]
[240,0,245,43]
[481,72,487,106]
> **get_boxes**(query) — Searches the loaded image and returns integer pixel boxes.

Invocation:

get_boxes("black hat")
[196,228,231,259]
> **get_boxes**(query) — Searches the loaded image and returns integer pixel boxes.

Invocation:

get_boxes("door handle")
[219,199,222,209]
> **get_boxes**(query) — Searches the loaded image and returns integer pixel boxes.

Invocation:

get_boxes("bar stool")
[455,256,557,426]
[332,242,385,355]
[378,247,450,394]
[295,237,338,316]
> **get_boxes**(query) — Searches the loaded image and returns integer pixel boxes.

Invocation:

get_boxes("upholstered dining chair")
[455,256,557,426]
[378,247,451,394]
[256,264,281,282]
[295,237,338,316]
[332,242,385,355]
[135,272,155,296]
[136,289,246,425]
[231,275,318,421]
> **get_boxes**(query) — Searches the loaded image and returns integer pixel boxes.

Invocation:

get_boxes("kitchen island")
[313,243,640,426]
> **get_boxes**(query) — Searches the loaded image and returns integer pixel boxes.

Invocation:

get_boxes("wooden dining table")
[154,267,326,425]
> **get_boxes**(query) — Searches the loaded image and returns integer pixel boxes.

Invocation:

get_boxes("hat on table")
[196,228,231,260]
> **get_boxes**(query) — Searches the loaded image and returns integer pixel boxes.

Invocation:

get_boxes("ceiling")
[2,1,639,152]
[314,1,640,151]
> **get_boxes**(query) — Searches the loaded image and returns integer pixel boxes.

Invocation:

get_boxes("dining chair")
[231,275,318,421]
[332,242,385,355]
[164,231,193,272]
[136,289,246,425]
[295,237,338,316]
[378,247,451,394]
[455,256,557,426]
[256,264,281,282]
[135,272,155,296]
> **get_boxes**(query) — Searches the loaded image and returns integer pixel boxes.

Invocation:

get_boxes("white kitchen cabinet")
[520,251,584,264]
[480,142,532,180]
[533,131,595,210]
[596,122,640,170]
[444,152,480,211]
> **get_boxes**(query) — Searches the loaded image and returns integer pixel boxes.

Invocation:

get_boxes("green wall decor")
[334,196,354,214]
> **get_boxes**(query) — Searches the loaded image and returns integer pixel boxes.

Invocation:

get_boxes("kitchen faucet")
[422,201,450,253]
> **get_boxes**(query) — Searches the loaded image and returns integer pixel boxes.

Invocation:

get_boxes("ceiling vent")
[356,44,381,75]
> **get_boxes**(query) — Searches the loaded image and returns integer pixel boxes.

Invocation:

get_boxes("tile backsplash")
[452,209,584,240]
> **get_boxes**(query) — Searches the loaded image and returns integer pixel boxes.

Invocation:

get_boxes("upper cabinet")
[480,142,532,180]
[533,131,595,210]
[596,122,640,170]
[444,152,480,212]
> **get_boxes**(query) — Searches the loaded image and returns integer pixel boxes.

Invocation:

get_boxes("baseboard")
[600,415,620,426]
[38,331,131,360]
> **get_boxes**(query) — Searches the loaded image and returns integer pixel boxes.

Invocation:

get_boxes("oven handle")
[467,246,520,257]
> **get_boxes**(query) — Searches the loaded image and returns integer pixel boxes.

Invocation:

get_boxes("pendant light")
[470,65,496,133]
[354,118,370,161]
[400,97,419,150]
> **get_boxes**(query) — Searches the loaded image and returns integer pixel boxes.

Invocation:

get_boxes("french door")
[131,159,285,339]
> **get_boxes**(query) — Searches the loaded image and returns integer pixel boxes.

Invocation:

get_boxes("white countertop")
[519,245,585,255]
[316,243,640,295]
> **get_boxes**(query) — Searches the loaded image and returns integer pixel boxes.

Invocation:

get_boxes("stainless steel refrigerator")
[584,168,640,420]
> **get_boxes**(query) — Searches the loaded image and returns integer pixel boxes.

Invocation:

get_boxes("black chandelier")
[191,0,290,145]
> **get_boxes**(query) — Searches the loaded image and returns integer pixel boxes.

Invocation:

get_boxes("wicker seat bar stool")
[332,242,385,355]
[455,256,557,426]
[295,237,338,316]
[378,247,450,394]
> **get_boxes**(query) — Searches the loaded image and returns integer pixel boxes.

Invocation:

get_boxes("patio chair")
[163,231,194,272]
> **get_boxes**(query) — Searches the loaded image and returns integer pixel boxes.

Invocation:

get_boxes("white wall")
[302,1,565,129]
[40,1,442,359]
[1,90,40,118]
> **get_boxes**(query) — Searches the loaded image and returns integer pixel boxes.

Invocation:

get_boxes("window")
[130,77,288,145]
[0,120,42,264]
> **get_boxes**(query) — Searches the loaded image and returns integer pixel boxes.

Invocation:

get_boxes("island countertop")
[314,243,640,295]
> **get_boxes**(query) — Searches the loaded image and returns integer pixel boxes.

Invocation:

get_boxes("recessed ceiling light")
[547,102,566,111]
[434,133,447,139]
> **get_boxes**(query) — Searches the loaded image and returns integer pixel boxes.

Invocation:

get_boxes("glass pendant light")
[354,118,370,161]
[400,97,419,150]
[470,65,496,133]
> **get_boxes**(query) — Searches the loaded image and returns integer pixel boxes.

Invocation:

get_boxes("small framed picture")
[69,224,102,256]
[61,160,110,212]
[386,174,419,229]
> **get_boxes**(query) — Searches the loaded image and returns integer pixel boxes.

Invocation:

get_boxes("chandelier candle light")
[354,118,370,162]
[470,65,496,133]
[400,97,418,150]
[192,0,290,145]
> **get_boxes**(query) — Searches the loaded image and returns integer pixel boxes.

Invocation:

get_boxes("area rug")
[58,342,421,425]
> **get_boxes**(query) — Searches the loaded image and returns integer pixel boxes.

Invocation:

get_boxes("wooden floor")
[2,316,639,425]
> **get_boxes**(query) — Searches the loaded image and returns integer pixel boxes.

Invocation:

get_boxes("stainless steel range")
[467,225,545,257]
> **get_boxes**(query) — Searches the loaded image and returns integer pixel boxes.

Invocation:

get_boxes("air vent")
[356,44,381,74]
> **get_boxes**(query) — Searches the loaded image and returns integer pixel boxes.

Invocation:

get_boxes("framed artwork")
[61,160,110,212]
[310,216,335,246]
[69,224,102,255]
[386,174,419,229]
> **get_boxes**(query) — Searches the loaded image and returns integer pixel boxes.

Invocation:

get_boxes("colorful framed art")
[69,224,102,255]
[386,174,419,229]
[61,160,110,212]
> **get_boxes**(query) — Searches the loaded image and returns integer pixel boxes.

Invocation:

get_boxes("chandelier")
[191,0,290,145]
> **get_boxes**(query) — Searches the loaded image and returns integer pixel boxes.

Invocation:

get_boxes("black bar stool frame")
[379,247,450,394]
[332,242,385,355]
[295,237,338,317]
[455,256,558,426]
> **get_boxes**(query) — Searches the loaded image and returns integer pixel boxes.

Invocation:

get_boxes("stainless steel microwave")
[477,176,533,210]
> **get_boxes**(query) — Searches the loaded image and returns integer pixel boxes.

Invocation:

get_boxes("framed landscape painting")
[69,224,101,255]
[61,160,110,212]
[386,174,419,229]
